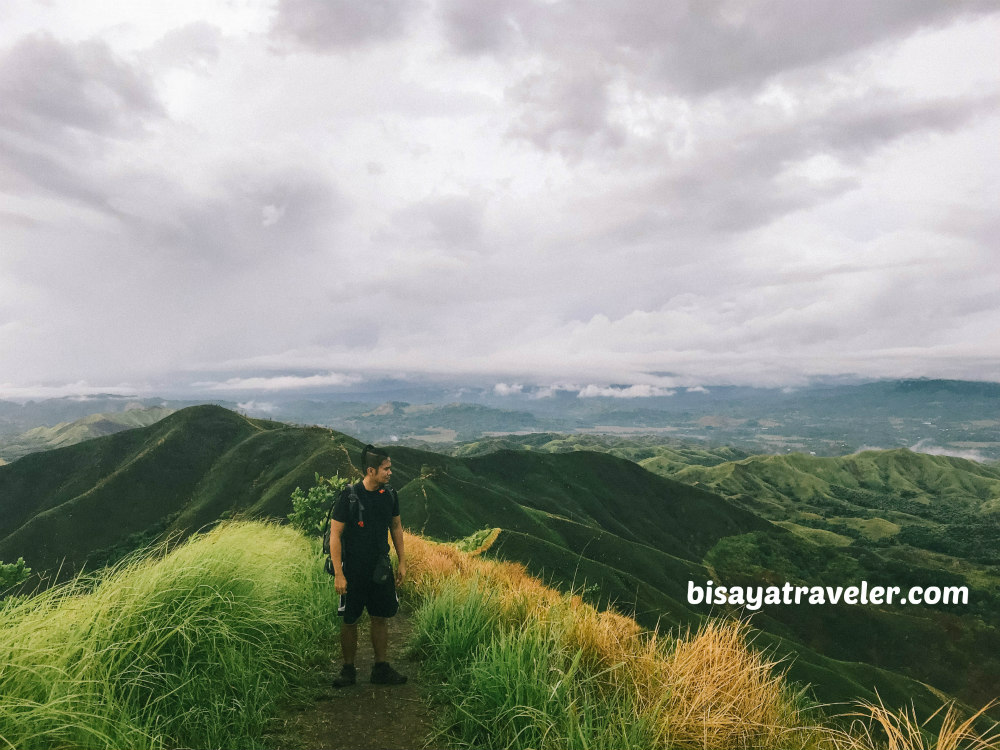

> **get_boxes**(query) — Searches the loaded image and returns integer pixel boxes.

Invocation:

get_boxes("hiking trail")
[265,611,439,750]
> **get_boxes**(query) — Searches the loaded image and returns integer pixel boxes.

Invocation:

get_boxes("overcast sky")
[2,0,999,399]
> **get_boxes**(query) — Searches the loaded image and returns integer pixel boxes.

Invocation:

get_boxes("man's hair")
[361,444,389,474]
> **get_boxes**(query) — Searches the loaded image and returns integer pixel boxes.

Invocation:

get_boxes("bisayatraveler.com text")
[688,580,969,611]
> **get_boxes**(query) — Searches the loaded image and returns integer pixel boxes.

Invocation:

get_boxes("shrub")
[0,557,31,592]
[287,472,353,537]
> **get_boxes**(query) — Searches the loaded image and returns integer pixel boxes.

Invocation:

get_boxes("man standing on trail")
[329,444,408,687]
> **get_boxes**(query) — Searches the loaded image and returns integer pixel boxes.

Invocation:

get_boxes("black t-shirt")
[331,481,399,576]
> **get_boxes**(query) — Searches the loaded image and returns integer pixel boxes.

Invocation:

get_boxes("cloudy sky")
[2,0,998,398]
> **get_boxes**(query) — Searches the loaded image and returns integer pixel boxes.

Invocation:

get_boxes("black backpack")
[322,483,364,574]
[322,481,398,577]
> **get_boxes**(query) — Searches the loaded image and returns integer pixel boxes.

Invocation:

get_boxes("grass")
[2,519,996,749]
[832,699,1000,750]
[773,520,855,546]
[0,521,338,750]
[402,531,1000,750]
[404,533,823,749]
[9,406,989,717]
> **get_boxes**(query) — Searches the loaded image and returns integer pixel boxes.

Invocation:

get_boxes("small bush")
[287,472,353,537]
[0,557,31,592]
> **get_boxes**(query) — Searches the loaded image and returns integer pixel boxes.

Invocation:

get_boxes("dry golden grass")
[828,699,999,750]
[468,527,502,555]
[658,619,818,749]
[403,532,818,748]
[402,531,998,750]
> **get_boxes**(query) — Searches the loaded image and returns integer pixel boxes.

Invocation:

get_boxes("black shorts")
[338,571,399,625]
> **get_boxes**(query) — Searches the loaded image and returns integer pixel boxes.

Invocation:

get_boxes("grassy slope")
[415,437,1000,714]
[0,521,338,750]
[4,520,991,750]
[382,448,961,714]
[394,446,772,560]
[483,529,945,714]
[407,531,1000,749]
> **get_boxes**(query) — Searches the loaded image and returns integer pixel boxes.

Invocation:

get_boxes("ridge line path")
[265,610,440,750]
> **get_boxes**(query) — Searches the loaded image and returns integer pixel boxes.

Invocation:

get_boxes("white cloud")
[261,203,285,227]
[493,383,523,396]
[910,439,988,464]
[577,384,676,399]
[526,383,584,399]
[194,373,363,391]
[0,381,148,401]
[236,400,278,413]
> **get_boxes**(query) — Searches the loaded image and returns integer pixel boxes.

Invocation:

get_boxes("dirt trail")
[265,611,439,750]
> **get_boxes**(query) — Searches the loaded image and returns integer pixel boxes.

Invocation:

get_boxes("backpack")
[322,483,364,574]
[322,482,399,576]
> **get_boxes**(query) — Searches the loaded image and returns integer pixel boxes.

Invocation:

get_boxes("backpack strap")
[327,483,365,526]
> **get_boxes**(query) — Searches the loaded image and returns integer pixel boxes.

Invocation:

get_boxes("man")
[329,444,408,687]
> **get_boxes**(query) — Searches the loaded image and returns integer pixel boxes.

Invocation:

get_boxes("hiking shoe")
[370,661,407,685]
[331,663,356,688]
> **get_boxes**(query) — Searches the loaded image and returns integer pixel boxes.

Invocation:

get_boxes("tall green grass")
[410,575,657,749]
[0,521,339,749]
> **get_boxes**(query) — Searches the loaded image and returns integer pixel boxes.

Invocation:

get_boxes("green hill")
[389,446,999,713]
[0,406,358,574]
[447,431,750,469]
[394,446,770,560]
[671,449,1000,564]
[0,406,993,719]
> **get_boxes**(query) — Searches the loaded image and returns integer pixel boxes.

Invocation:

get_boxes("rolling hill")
[0,406,358,573]
[1,405,995,718]
[670,450,1000,564]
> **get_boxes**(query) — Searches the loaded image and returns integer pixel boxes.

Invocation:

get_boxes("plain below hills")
[0,405,996,720]
[263,378,1000,460]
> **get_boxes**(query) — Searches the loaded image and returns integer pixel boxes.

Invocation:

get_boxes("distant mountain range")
[0,407,176,461]
[672,450,1000,562]
[2,405,998,720]
[3,378,998,461]
[0,396,196,434]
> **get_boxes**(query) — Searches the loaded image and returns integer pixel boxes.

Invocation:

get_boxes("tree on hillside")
[0,557,31,592]
[288,473,352,537]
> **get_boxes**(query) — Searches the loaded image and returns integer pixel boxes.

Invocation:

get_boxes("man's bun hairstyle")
[361,444,389,474]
